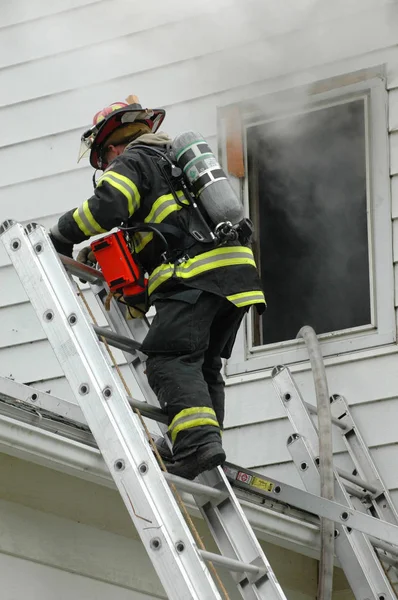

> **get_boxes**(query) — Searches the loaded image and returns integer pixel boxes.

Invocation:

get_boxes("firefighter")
[49,95,266,480]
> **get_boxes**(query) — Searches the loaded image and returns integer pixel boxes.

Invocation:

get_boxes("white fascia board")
[0,411,321,560]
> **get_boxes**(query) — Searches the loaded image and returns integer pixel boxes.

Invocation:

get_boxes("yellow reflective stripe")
[177,257,255,279]
[170,418,219,443]
[73,201,108,236]
[145,192,174,222]
[133,231,153,254]
[82,200,108,234]
[179,245,255,264]
[148,246,256,295]
[97,171,140,216]
[151,198,188,224]
[133,191,188,254]
[145,191,187,224]
[227,290,266,307]
[73,208,91,236]
[169,407,219,443]
[98,175,136,217]
[148,264,174,295]
[169,406,217,428]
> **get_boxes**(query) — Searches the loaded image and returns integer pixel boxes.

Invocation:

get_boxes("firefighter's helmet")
[79,95,166,169]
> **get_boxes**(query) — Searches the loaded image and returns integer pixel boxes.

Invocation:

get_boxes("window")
[220,74,395,375]
[249,99,370,345]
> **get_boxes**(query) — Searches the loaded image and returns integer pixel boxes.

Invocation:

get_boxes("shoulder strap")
[126,145,216,246]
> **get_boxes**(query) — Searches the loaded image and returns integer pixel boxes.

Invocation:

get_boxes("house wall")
[1,2,398,588]
[0,554,157,600]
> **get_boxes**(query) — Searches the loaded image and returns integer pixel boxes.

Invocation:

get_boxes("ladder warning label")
[236,471,274,493]
[251,477,274,493]
[237,471,252,484]
[229,469,275,493]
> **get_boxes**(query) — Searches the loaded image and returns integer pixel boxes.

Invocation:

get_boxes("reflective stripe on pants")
[169,407,219,443]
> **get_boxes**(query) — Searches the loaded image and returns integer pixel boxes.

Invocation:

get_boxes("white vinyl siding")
[0,554,156,600]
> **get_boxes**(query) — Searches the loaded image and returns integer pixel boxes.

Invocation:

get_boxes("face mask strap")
[92,169,100,189]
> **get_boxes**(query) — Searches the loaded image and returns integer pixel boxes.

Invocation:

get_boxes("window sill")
[225,330,398,382]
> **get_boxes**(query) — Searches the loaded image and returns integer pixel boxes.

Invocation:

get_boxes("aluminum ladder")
[0,219,287,600]
[273,365,398,600]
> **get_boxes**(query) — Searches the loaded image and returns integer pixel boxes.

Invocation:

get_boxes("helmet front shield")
[77,124,99,163]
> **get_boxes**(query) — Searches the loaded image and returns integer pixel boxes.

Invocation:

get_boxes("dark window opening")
[247,99,371,346]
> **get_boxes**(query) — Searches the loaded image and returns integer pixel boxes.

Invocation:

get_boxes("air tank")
[172,131,243,227]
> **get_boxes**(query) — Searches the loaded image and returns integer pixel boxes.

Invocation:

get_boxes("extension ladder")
[273,366,398,599]
[0,219,287,600]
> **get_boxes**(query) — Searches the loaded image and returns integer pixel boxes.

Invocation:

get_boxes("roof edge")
[0,411,321,560]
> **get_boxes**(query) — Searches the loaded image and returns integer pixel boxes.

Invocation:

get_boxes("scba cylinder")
[172,131,243,227]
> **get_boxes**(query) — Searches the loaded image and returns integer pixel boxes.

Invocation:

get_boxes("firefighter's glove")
[48,231,73,258]
[76,246,96,267]
[76,246,97,284]
[126,304,147,320]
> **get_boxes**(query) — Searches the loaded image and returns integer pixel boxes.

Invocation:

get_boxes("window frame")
[219,73,395,376]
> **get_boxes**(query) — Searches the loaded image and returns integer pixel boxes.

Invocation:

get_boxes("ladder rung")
[164,472,227,501]
[198,549,264,576]
[369,536,398,560]
[99,337,137,354]
[60,254,105,284]
[374,552,398,568]
[93,325,141,352]
[343,483,368,500]
[302,401,378,494]
[126,396,168,424]
[304,401,346,430]
[337,467,379,494]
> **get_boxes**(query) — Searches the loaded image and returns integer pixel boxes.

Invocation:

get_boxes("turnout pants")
[141,288,247,459]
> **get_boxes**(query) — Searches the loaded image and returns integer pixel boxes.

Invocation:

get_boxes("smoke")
[249,99,371,344]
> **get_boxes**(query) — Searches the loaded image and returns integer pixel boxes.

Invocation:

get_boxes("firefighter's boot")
[155,435,173,460]
[164,441,226,480]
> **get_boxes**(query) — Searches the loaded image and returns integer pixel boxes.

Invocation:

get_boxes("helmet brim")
[87,105,166,169]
